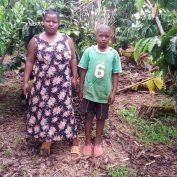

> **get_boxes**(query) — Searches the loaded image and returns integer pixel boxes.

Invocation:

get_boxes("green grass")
[14,134,24,145]
[108,165,128,177]
[4,147,13,157]
[118,106,177,145]
[92,120,110,138]
[103,120,110,138]
[160,98,175,107]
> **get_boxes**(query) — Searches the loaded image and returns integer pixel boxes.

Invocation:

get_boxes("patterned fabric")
[26,33,77,141]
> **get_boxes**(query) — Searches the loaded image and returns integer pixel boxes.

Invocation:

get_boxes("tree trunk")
[155,16,165,35]
[145,0,165,35]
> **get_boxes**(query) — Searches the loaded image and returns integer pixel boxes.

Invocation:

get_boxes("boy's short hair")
[96,24,113,37]
[96,24,110,31]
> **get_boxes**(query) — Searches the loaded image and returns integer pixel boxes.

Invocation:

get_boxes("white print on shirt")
[95,64,105,78]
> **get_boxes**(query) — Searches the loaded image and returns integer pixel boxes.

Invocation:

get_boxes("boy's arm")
[79,68,87,100]
[68,36,78,88]
[23,37,36,96]
[108,73,119,104]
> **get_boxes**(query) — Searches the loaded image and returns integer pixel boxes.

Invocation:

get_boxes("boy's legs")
[93,103,109,157]
[79,99,95,156]
[80,99,108,156]
[82,112,94,156]
[95,118,105,145]
[85,112,94,145]
[93,119,105,157]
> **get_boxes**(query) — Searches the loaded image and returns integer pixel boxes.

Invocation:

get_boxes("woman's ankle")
[72,138,79,146]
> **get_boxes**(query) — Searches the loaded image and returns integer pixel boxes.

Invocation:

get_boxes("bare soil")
[0,59,177,177]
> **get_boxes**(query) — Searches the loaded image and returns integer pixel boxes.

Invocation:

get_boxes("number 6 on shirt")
[95,64,105,78]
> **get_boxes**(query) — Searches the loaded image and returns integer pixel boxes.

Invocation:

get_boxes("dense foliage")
[0,0,98,78]
[0,0,177,106]
[133,0,177,106]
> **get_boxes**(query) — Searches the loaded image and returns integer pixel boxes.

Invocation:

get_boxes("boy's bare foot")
[82,144,93,156]
[93,145,103,157]
[40,142,51,156]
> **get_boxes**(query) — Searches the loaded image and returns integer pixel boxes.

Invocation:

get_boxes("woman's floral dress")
[26,33,77,141]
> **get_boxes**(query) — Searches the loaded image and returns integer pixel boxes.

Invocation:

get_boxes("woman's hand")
[23,82,30,97]
[71,77,77,89]
[78,88,83,101]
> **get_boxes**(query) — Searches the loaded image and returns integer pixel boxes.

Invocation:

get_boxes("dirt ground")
[0,61,177,177]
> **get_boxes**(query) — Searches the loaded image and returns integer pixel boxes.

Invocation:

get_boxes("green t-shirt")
[78,45,122,103]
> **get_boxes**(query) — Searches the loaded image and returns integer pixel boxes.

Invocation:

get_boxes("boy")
[78,24,122,157]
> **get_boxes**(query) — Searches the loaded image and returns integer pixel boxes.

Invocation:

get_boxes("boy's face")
[96,29,111,49]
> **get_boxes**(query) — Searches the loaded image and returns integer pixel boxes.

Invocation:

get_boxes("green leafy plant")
[5,147,13,157]
[118,107,177,144]
[108,165,129,177]
[132,0,177,109]
[137,118,177,144]
[118,106,137,124]
[103,120,110,138]
[133,26,177,107]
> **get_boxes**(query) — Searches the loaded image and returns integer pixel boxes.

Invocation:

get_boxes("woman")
[23,8,80,156]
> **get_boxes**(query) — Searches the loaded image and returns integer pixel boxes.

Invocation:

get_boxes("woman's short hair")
[43,8,60,21]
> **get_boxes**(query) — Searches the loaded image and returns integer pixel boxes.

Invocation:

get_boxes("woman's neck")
[41,32,59,43]
[44,31,58,37]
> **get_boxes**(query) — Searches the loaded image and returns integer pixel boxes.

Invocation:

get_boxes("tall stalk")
[145,0,165,35]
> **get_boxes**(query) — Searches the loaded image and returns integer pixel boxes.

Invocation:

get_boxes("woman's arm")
[23,37,36,96]
[68,36,78,88]
[68,36,78,79]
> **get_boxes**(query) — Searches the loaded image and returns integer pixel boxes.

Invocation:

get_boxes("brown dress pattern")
[26,33,77,141]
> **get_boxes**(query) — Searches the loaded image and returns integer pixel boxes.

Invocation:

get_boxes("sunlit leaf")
[134,38,144,62]
[153,77,164,90]
[136,0,144,12]
[143,80,156,93]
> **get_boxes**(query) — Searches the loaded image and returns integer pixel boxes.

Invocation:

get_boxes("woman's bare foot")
[40,142,52,156]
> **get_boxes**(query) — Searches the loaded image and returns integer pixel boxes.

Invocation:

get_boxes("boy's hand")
[108,92,116,105]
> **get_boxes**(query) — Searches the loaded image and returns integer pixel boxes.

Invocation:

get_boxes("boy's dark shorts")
[79,98,109,119]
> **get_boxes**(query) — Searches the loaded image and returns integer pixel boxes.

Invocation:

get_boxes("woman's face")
[43,13,59,35]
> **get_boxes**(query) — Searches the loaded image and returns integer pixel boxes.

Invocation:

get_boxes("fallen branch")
[116,128,133,140]
[145,160,156,167]
[117,77,154,93]
[134,141,143,147]
[138,104,176,118]
[109,140,116,152]
[117,66,161,93]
